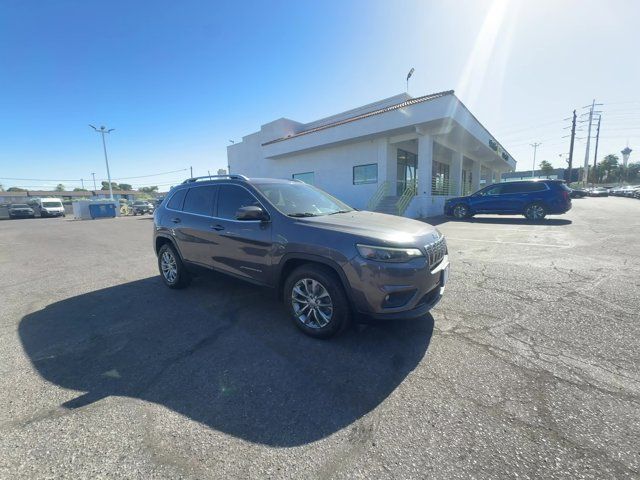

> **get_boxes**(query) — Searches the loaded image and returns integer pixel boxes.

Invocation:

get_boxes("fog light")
[382,290,416,308]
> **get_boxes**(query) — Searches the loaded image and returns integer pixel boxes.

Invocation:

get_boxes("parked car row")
[5,197,66,219]
[585,187,609,197]
[609,185,640,198]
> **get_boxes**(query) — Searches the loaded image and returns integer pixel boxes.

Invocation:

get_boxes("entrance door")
[396,149,417,195]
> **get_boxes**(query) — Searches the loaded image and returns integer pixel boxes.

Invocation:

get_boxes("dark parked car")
[8,203,36,219]
[131,200,154,215]
[153,175,449,338]
[444,180,572,220]
[569,188,588,198]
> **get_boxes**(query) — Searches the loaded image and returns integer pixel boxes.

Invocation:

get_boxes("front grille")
[425,237,447,268]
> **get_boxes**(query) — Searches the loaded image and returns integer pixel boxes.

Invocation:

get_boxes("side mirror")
[236,205,268,221]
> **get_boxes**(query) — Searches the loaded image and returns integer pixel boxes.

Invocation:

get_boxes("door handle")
[171,217,181,224]
[211,224,225,231]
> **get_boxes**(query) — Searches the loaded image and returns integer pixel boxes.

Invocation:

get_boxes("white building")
[228,90,516,218]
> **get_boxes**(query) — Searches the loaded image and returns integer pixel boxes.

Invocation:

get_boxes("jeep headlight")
[356,244,424,263]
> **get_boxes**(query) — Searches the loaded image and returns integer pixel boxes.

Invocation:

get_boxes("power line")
[0,167,190,183]
[109,168,189,181]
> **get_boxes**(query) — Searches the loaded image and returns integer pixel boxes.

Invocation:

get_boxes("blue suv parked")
[444,180,572,220]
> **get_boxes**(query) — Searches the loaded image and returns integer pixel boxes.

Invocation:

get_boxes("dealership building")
[228,90,516,218]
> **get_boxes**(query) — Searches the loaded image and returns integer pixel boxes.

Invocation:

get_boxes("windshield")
[11,204,29,208]
[254,182,353,217]
[42,201,62,207]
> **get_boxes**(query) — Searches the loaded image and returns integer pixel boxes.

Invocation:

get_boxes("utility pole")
[530,142,542,178]
[89,125,115,200]
[81,178,85,190]
[580,100,603,186]
[566,110,577,184]
[190,166,193,178]
[91,172,97,191]
[592,115,601,186]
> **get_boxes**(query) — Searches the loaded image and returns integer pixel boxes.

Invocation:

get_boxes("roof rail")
[182,174,249,184]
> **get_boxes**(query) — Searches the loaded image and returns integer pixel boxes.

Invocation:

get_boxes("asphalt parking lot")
[1,197,638,479]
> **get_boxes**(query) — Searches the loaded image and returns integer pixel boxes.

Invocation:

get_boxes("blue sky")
[1,0,639,190]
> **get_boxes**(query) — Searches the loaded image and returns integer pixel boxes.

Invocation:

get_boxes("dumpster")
[89,203,116,219]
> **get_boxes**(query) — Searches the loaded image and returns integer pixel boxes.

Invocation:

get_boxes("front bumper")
[343,253,449,320]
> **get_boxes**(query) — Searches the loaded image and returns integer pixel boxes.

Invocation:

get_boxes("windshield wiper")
[327,210,352,215]
[287,212,320,217]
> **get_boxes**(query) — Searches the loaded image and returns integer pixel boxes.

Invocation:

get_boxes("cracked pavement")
[0,197,638,479]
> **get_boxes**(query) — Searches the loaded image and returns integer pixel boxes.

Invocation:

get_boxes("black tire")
[452,203,470,220]
[157,243,191,289]
[524,203,547,221]
[284,264,350,338]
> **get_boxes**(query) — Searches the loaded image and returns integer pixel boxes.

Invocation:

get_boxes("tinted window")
[218,185,261,219]
[166,188,187,210]
[480,185,502,195]
[353,164,378,185]
[501,182,547,194]
[183,186,216,216]
[529,183,547,192]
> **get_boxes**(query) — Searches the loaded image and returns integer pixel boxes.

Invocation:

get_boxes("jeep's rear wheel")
[158,243,191,289]
[284,264,350,338]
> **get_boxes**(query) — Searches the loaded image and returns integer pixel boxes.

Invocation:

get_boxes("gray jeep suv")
[153,175,449,338]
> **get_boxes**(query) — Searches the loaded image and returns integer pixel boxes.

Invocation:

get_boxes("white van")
[32,198,66,217]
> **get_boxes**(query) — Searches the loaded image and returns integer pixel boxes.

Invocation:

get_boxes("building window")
[353,163,378,185]
[431,161,451,195]
[292,172,315,185]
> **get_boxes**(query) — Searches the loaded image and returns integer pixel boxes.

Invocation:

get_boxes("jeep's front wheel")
[284,264,350,338]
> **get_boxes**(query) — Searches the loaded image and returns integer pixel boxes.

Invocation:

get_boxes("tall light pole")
[89,125,115,200]
[530,142,542,178]
[406,68,414,93]
[91,172,97,191]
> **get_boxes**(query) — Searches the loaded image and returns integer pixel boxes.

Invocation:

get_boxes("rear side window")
[529,183,548,192]
[500,183,523,194]
[183,186,217,216]
[502,182,547,193]
[217,185,262,219]
[167,188,187,210]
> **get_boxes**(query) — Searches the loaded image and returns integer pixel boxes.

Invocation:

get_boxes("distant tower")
[621,145,632,167]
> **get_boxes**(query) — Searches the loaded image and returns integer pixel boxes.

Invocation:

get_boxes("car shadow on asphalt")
[19,273,433,447]
[426,216,572,226]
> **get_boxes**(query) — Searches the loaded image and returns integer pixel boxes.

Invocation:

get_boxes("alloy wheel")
[160,250,178,283]
[453,204,467,219]
[526,205,545,220]
[291,278,334,329]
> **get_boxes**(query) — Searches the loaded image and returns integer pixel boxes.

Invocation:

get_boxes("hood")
[445,195,470,203]
[296,210,439,246]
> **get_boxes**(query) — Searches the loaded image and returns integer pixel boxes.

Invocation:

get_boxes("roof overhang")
[261,93,515,170]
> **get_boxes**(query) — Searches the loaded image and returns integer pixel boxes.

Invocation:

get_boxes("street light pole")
[530,142,542,178]
[89,125,115,200]
[91,172,97,191]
